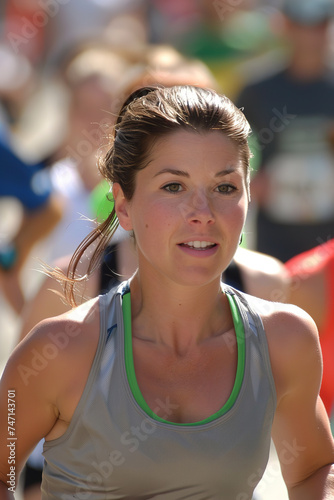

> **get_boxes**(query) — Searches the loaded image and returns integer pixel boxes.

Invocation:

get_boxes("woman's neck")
[128,271,230,356]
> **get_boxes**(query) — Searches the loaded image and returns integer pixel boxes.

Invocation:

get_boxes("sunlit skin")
[113,130,249,292]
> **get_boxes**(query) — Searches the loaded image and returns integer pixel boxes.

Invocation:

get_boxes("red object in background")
[3,0,46,66]
[286,239,334,417]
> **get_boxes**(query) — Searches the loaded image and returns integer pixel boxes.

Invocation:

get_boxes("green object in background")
[90,180,114,222]
[248,133,262,176]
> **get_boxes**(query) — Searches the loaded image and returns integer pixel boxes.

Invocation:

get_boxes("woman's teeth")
[183,241,215,249]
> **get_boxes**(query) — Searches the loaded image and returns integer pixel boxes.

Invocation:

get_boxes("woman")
[0,86,333,499]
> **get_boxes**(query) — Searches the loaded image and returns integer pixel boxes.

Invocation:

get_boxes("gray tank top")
[41,282,276,500]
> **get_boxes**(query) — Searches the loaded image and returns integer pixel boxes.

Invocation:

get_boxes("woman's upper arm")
[0,320,64,484]
[0,295,100,487]
[267,306,334,489]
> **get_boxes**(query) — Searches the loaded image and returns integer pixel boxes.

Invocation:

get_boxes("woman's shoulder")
[240,290,319,345]
[20,282,123,364]
[0,296,105,450]
[5,296,102,387]
[240,292,321,399]
[30,295,100,341]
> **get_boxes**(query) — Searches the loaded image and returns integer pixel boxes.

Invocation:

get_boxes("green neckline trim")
[122,290,246,426]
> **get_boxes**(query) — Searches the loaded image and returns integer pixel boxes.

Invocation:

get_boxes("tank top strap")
[224,285,277,405]
[223,284,265,336]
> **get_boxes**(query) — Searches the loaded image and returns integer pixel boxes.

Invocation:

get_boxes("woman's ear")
[112,183,133,230]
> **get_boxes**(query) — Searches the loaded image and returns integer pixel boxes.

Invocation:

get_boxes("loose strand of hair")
[61,209,119,307]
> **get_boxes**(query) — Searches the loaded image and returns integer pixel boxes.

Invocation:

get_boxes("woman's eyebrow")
[215,167,237,177]
[154,168,189,178]
[154,167,238,178]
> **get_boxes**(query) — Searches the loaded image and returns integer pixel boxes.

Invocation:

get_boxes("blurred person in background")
[145,0,278,100]
[27,43,132,267]
[285,238,334,428]
[0,43,61,314]
[0,43,37,131]
[1,0,49,69]
[236,0,334,262]
[0,0,147,70]
[51,0,148,67]
[0,136,62,314]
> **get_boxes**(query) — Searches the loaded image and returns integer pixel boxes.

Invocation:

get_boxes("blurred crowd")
[1,1,334,498]
[0,0,284,314]
[0,0,333,297]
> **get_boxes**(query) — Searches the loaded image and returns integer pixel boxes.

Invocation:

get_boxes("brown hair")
[62,85,252,306]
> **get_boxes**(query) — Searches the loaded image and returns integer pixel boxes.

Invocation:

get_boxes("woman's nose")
[179,190,215,225]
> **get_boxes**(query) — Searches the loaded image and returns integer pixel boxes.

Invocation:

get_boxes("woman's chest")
[132,334,238,424]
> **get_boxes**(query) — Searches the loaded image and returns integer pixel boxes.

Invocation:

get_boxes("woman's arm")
[266,304,334,499]
[0,298,100,494]
[0,321,61,493]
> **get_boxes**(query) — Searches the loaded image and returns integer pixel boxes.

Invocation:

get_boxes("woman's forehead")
[148,130,242,163]
[150,129,238,149]
[139,130,245,179]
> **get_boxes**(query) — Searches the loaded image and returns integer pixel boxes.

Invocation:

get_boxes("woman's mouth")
[180,241,217,250]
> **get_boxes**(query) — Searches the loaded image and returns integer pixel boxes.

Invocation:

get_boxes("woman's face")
[114,130,249,287]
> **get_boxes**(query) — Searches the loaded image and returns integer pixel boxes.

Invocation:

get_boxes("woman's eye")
[216,184,236,194]
[163,183,182,193]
